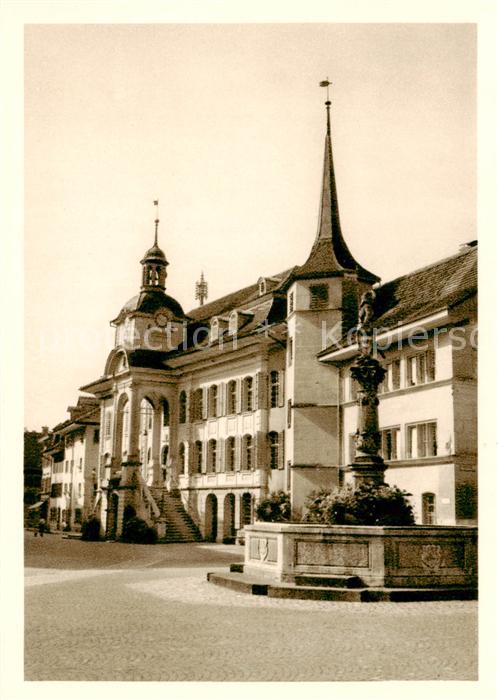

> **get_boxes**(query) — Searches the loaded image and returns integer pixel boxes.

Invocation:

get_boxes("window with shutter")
[235,436,242,470]
[309,283,329,309]
[278,432,285,469]
[202,387,208,420]
[227,380,237,414]
[243,377,253,412]
[278,371,285,407]
[270,371,279,408]
[243,435,253,470]
[426,349,436,381]
[194,441,203,473]
[226,437,236,472]
[269,432,279,469]
[208,439,217,473]
[179,443,186,474]
[208,385,217,418]
[217,437,224,472]
[217,383,224,417]
[256,372,267,409]
[236,379,242,413]
[380,427,400,460]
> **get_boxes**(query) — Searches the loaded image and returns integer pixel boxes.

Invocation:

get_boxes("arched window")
[208,439,217,473]
[422,492,436,525]
[228,311,238,335]
[243,377,253,412]
[140,399,154,433]
[139,398,154,477]
[179,442,186,474]
[242,434,253,470]
[194,441,203,473]
[270,371,280,408]
[193,388,204,421]
[210,318,219,343]
[226,436,236,472]
[208,385,218,418]
[227,380,237,414]
[268,431,279,469]
[162,399,170,427]
[179,391,187,424]
[241,492,252,526]
[161,445,169,466]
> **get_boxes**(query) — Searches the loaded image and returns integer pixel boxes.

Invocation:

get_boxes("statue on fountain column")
[349,288,387,487]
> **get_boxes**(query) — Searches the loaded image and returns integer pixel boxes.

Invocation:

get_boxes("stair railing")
[138,473,161,519]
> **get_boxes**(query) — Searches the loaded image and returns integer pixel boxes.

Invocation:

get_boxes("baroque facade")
[42,102,477,539]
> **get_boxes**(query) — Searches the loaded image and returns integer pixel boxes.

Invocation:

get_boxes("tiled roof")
[319,244,477,354]
[187,268,292,322]
[373,245,477,330]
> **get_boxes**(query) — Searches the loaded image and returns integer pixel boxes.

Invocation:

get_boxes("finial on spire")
[319,79,332,137]
[195,271,208,307]
[153,199,159,246]
[319,78,332,102]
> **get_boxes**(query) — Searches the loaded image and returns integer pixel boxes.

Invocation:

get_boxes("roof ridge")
[377,245,477,290]
[187,267,293,318]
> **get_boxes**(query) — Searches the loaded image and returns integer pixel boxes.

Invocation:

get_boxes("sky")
[24,22,477,430]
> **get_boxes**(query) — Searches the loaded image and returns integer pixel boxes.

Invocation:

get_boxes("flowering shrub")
[303,483,415,526]
[256,491,291,522]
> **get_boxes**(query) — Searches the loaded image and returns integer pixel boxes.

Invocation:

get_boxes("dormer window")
[210,317,220,343]
[228,311,238,335]
[258,277,267,296]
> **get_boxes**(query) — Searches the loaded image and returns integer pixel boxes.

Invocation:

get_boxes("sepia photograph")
[1,1,496,697]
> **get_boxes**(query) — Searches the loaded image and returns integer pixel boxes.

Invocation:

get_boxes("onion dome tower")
[140,208,168,291]
[111,201,185,351]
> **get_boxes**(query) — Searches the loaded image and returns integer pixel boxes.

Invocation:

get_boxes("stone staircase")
[149,487,203,543]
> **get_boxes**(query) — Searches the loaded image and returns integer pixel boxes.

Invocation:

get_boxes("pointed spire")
[195,271,208,306]
[153,199,159,246]
[295,93,379,284]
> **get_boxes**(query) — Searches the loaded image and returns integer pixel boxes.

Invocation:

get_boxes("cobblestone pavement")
[24,533,478,682]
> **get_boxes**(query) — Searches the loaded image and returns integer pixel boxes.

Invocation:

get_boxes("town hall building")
[42,100,477,541]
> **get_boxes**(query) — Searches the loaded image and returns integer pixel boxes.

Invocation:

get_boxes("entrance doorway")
[223,493,236,543]
[205,494,218,542]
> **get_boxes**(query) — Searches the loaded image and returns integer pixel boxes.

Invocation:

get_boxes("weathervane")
[319,78,332,101]
[195,271,208,307]
[153,199,159,245]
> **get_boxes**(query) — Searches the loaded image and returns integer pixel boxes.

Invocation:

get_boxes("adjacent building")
[41,397,100,531]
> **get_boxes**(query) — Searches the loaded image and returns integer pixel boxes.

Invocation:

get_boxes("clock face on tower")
[155,311,170,327]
